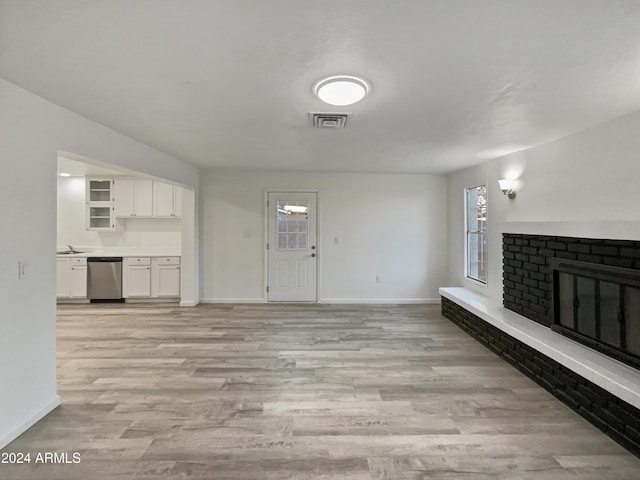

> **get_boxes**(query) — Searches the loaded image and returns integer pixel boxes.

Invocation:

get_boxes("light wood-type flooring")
[2,303,640,479]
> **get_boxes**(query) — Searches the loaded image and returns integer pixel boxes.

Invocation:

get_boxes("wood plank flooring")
[2,303,640,479]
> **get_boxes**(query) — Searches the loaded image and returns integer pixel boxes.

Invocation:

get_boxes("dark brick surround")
[502,234,640,327]
[441,296,640,457]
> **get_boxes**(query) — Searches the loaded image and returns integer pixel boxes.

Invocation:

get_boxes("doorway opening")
[56,151,196,306]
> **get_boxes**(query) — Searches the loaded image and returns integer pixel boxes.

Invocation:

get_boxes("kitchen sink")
[57,250,90,255]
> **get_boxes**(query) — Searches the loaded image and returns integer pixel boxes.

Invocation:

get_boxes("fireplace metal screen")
[551,258,640,369]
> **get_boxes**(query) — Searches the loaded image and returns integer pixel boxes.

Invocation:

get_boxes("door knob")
[311,245,316,249]
[311,253,316,258]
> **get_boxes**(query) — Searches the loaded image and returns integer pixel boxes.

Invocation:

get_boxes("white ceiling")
[3,0,640,174]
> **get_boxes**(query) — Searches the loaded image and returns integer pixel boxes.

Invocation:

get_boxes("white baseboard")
[200,298,440,305]
[124,298,180,304]
[319,298,441,304]
[179,300,199,307]
[0,395,60,450]
[200,298,266,304]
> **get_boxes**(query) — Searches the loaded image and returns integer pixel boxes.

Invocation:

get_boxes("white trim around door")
[265,191,318,302]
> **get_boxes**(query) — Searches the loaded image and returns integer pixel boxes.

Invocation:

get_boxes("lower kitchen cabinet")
[151,257,181,297]
[56,258,70,297]
[57,257,87,298]
[123,256,180,299]
[123,257,152,297]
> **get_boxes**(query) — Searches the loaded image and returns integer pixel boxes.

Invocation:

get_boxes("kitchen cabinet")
[69,263,88,298]
[151,257,181,297]
[114,179,153,217]
[123,257,151,297]
[86,177,116,231]
[57,257,87,298]
[56,258,70,298]
[86,178,113,204]
[153,181,182,217]
[174,186,183,217]
[123,256,180,299]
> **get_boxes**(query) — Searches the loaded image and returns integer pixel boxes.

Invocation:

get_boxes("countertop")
[56,247,181,258]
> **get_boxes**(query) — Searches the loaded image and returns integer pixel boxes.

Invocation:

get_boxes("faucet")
[67,244,75,253]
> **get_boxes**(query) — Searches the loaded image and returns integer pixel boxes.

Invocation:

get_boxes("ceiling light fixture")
[314,76,369,106]
[59,172,71,177]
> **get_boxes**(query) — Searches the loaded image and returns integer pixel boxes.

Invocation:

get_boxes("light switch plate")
[18,261,31,279]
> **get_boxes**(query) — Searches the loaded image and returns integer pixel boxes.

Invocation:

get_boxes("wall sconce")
[498,179,517,199]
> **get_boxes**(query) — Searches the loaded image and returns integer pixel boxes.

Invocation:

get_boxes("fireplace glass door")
[552,259,640,369]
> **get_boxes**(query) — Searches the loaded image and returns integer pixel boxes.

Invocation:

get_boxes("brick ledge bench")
[439,287,640,456]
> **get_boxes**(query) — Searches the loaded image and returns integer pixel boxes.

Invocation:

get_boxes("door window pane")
[276,200,308,251]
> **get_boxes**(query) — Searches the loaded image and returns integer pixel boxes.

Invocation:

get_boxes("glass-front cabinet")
[85,177,116,230]
[86,179,113,203]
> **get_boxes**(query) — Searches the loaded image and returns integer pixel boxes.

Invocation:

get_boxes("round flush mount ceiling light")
[314,76,369,106]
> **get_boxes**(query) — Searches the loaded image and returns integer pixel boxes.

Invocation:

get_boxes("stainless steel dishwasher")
[87,257,123,302]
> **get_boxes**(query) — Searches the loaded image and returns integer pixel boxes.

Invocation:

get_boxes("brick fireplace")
[502,234,640,328]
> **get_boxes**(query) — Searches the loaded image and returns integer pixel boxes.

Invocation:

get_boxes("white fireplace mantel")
[440,287,640,410]
[499,221,640,241]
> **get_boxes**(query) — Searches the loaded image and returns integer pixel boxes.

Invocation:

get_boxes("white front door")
[267,192,317,302]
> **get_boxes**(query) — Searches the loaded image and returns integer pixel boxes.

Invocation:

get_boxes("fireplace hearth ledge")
[439,287,640,410]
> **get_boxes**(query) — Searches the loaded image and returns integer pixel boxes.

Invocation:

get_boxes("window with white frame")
[465,185,487,284]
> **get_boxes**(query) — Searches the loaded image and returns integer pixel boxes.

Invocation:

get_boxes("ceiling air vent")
[310,112,350,129]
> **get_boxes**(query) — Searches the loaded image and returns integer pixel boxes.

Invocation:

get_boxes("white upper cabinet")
[86,177,181,225]
[114,179,134,217]
[85,177,116,231]
[114,179,153,217]
[153,181,174,217]
[174,186,183,217]
[136,181,153,216]
[86,178,113,204]
[153,181,182,218]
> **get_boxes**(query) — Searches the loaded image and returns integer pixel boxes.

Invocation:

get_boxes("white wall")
[447,110,640,303]
[201,169,448,303]
[57,177,182,249]
[0,78,198,449]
